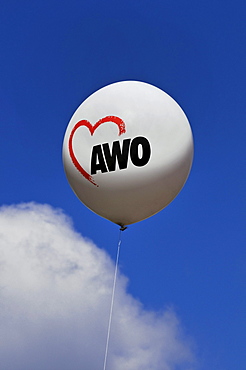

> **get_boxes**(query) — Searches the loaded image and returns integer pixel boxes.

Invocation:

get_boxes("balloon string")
[103,227,125,370]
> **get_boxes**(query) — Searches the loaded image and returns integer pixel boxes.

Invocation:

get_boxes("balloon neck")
[119,224,127,231]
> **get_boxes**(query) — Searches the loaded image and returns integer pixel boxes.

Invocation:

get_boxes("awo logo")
[69,116,151,187]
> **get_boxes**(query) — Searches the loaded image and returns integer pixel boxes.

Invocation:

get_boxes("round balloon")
[62,81,193,226]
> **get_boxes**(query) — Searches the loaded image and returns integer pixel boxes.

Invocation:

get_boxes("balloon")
[62,81,193,226]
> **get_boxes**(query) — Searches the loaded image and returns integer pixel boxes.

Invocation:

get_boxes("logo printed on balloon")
[68,116,126,186]
[68,115,151,187]
[91,136,151,176]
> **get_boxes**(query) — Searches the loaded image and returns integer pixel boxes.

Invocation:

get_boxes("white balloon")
[62,81,193,226]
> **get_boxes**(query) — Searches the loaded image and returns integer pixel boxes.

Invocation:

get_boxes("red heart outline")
[68,116,126,187]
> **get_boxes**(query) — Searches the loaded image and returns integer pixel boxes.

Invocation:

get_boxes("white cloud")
[0,203,196,370]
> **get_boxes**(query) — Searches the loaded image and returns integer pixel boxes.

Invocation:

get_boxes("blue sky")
[0,1,245,369]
